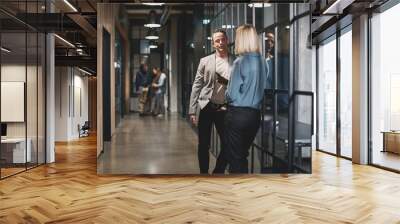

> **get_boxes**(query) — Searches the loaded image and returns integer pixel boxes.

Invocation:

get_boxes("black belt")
[208,102,226,111]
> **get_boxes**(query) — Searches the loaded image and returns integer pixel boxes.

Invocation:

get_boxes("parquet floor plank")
[0,135,400,223]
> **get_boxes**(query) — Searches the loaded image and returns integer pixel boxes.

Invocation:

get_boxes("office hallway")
[98,113,216,174]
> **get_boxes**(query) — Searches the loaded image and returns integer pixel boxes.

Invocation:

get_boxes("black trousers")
[224,106,260,174]
[198,103,228,174]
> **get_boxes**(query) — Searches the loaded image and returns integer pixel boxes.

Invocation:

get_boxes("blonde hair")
[234,24,261,55]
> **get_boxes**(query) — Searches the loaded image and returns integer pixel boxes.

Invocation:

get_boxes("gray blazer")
[188,53,235,115]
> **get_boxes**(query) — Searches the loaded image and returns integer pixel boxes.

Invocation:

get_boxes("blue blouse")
[226,52,269,110]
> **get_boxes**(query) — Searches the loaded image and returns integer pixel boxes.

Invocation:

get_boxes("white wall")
[55,67,89,141]
[1,65,37,137]
[1,63,47,164]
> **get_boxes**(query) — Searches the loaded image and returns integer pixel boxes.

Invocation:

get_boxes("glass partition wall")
[0,2,46,179]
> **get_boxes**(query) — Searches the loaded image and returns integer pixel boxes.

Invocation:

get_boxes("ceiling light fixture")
[1,47,11,53]
[142,3,165,6]
[149,41,158,49]
[54,34,75,48]
[78,67,93,76]
[63,0,78,12]
[145,29,159,40]
[144,10,161,28]
[203,19,210,25]
[248,3,272,8]
[222,25,235,29]
[322,0,347,14]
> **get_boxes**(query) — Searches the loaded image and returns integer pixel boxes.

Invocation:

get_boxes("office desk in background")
[1,138,32,164]
[382,131,400,154]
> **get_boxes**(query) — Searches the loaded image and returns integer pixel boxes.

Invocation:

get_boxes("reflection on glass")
[27,31,39,169]
[276,24,290,92]
[115,30,123,126]
[318,37,337,154]
[254,4,264,31]
[340,29,352,158]
[263,3,274,28]
[294,95,313,173]
[296,15,312,91]
[38,32,46,165]
[273,93,289,171]
[246,3,252,24]
[371,4,400,171]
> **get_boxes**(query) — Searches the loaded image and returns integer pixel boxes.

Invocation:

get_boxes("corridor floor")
[97,113,216,174]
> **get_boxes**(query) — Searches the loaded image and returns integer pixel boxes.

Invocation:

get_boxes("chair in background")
[78,121,90,138]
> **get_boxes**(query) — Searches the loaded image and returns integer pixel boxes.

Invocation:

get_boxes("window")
[317,36,337,155]
[339,28,352,158]
[370,2,400,171]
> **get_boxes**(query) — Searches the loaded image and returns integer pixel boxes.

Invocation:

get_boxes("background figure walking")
[136,64,149,115]
[151,67,167,116]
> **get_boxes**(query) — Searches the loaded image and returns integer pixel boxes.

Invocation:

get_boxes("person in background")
[265,32,274,89]
[136,64,149,116]
[261,32,275,169]
[142,68,155,115]
[151,67,167,117]
[224,24,268,174]
[188,28,235,174]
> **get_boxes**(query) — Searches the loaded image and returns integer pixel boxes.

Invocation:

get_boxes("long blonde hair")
[234,24,261,55]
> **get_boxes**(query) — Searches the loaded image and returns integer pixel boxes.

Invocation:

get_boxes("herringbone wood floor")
[1,135,400,223]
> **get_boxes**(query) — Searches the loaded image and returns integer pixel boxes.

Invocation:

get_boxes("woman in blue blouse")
[224,24,268,173]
